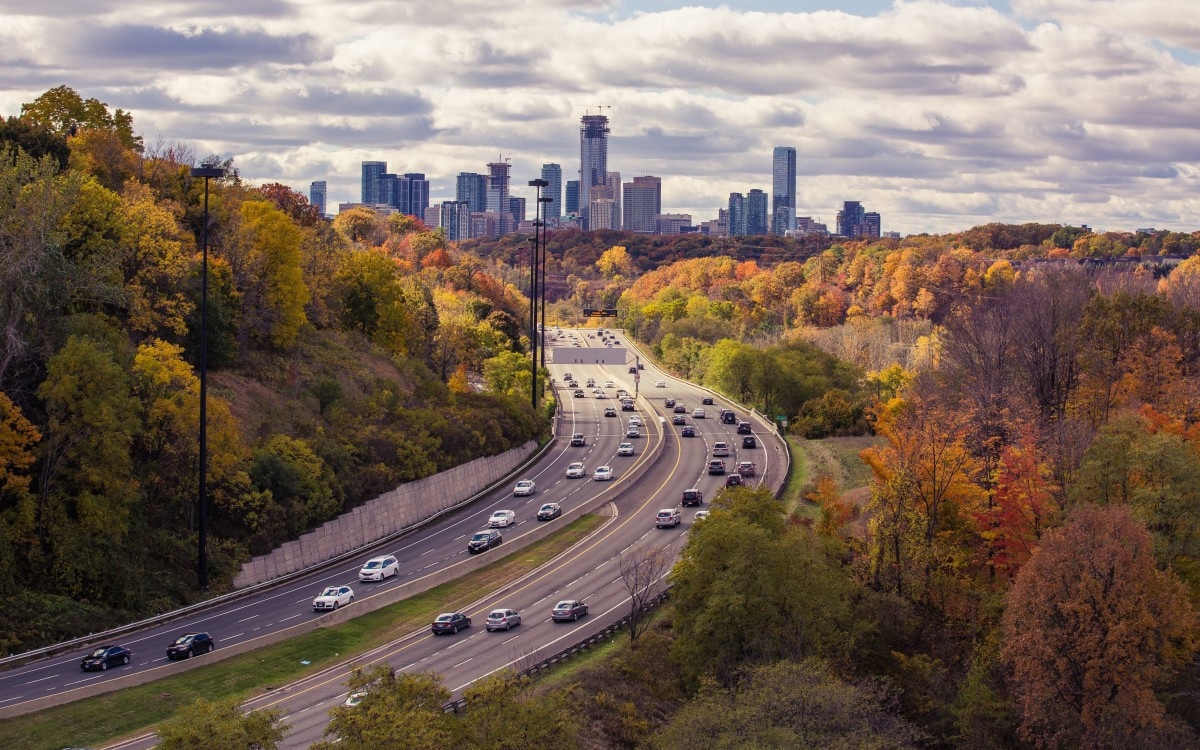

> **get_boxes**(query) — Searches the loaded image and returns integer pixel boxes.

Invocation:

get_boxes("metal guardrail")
[442,589,671,713]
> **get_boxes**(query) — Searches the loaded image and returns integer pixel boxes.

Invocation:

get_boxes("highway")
[2,328,788,748]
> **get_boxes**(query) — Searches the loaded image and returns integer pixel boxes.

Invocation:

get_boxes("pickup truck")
[737,461,756,477]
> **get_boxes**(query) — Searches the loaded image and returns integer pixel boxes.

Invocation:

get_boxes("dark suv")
[742,435,757,448]
[467,528,503,553]
[720,409,736,424]
[708,460,726,475]
[682,488,704,507]
[167,632,215,660]
[737,421,753,434]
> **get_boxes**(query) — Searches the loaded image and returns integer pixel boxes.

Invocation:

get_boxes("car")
[611,339,620,344]
[702,396,714,405]
[344,691,368,707]
[694,509,711,521]
[489,509,516,527]
[626,425,640,438]
[617,389,630,398]
[570,433,586,447]
[485,608,522,631]
[725,474,744,487]
[720,409,736,424]
[672,414,687,425]
[586,378,595,387]
[628,414,642,426]
[737,421,753,434]
[617,442,635,456]
[467,528,503,553]
[628,366,637,374]
[681,425,696,437]
[566,462,587,478]
[573,389,585,398]
[358,554,399,582]
[604,380,614,388]
[80,645,131,672]
[166,632,215,660]
[656,507,682,528]
[693,408,706,418]
[431,612,471,635]
[708,459,726,475]
[593,465,613,481]
[712,441,730,457]
[742,435,757,448]
[567,379,578,388]
[552,600,589,621]
[673,403,687,413]
[665,398,676,408]
[313,584,355,611]
[738,461,757,477]
[638,362,645,369]
[563,372,573,381]
[595,391,607,399]
[622,399,635,411]
[655,379,666,387]
[604,406,617,417]
[682,488,704,507]
[513,479,536,496]
[537,502,562,520]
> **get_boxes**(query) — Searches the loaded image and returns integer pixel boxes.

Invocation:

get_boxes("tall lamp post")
[190,165,222,592]
[537,194,553,371]
[528,179,548,409]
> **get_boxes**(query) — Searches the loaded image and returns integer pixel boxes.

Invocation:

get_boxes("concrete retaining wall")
[233,441,538,588]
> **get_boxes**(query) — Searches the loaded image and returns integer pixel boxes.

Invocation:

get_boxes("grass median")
[1,513,607,750]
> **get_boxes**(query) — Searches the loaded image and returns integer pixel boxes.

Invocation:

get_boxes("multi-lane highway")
[2,328,788,748]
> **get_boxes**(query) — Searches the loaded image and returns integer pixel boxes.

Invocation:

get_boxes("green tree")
[157,696,287,750]
[249,434,342,531]
[459,670,577,749]
[314,666,461,749]
[20,85,142,152]
[0,115,69,169]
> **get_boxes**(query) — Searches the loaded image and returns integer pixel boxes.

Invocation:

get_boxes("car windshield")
[555,602,572,609]
[540,504,554,511]
[364,561,381,569]
[322,587,338,596]
[173,635,193,645]
[436,614,453,622]
[89,647,108,657]
[471,532,489,540]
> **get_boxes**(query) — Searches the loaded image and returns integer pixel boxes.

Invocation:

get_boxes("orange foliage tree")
[973,428,1059,581]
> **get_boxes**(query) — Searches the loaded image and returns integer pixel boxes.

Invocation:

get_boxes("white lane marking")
[22,675,55,685]
[279,613,304,623]
[236,615,258,623]
[0,694,25,704]
[451,657,473,669]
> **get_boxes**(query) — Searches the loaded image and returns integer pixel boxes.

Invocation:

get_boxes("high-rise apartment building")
[747,189,768,235]
[402,173,429,218]
[771,146,796,236]
[361,161,386,204]
[541,163,562,223]
[509,196,526,225]
[589,198,620,230]
[486,160,513,235]
[623,176,661,234]
[863,212,881,239]
[440,200,472,242]
[728,193,747,236]
[456,172,487,214]
[837,200,881,238]
[565,180,580,214]
[579,113,610,225]
[309,180,327,216]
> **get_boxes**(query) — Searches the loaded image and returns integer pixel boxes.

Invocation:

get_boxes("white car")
[566,462,586,478]
[692,407,706,418]
[694,510,711,521]
[604,380,614,388]
[655,507,682,528]
[358,555,399,582]
[626,425,641,438]
[617,442,634,456]
[628,414,642,426]
[489,509,516,527]
[513,479,536,496]
[712,441,730,457]
[313,585,354,611]
[485,608,522,632]
[655,379,666,387]
[593,465,614,481]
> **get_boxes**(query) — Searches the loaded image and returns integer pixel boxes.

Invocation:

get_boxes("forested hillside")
[0,88,548,654]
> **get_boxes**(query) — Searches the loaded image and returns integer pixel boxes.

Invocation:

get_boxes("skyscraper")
[440,200,472,242]
[837,200,866,237]
[309,180,327,216]
[747,189,768,235]
[728,193,747,236]
[623,176,661,234]
[509,196,526,225]
[579,113,610,225]
[456,172,487,214]
[771,146,796,235]
[565,180,580,214]
[541,163,562,223]
[361,161,386,204]
[486,160,513,235]
[402,173,429,218]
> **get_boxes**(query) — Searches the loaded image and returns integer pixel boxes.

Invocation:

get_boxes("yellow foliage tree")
[595,245,633,278]
[0,392,40,502]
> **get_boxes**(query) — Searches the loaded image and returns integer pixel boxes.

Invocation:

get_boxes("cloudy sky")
[2,0,1198,235]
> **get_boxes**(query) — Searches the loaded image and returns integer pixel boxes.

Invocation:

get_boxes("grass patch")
[779,435,810,514]
[0,514,606,750]
[823,436,882,490]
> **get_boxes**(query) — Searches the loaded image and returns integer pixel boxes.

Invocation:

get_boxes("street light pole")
[190,165,222,592]
[528,179,548,410]
[538,194,553,371]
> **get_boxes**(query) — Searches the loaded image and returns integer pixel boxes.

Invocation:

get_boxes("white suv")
[655,507,682,528]
[712,441,730,457]
[358,555,399,582]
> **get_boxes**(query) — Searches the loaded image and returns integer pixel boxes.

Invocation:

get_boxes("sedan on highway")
[626,425,640,438]
[489,509,516,527]
[702,396,715,405]
[431,612,471,635]
[566,461,586,478]
[552,600,589,621]
[80,645,131,672]
[536,502,562,521]
[166,632,215,660]
[674,403,687,413]
[313,585,355,611]
[485,609,522,631]
[468,529,503,553]
[693,408,706,419]
[681,426,696,437]
[513,479,536,496]
[358,555,399,581]
[617,442,635,456]
[593,465,613,481]
[604,406,617,417]
[671,414,686,425]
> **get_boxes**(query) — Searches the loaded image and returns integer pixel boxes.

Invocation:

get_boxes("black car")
[431,612,471,635]
[537,502,562,521]
[720,409,736,424]
[742,435,757,448]
[671,414,686,425]
[468,528,503,553]
[708,460,726,475]
[682,488,704,507]
[737,421,753,434]
[167,632,215,660]
[673,404,687,413]
[702,396,714,405]
[81,645,131,672]
[725,474,744,487]
[681,425,696,437]
[628,366,637,374]
[638,362,645,370]
[665,398,676,408]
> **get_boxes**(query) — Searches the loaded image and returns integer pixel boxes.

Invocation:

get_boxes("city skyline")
[2,1,1198,234]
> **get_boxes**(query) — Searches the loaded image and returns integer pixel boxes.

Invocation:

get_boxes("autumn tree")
[595,245,634,278]
[314,666,460,749]
[20,85,142,152]
[118,180,195,341]
[157,696,287,750]
[458,670,577,749]
[1002,504,1198,749]
[618,545,673,644]
[333,206,387,246]
[232,199,310,348]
